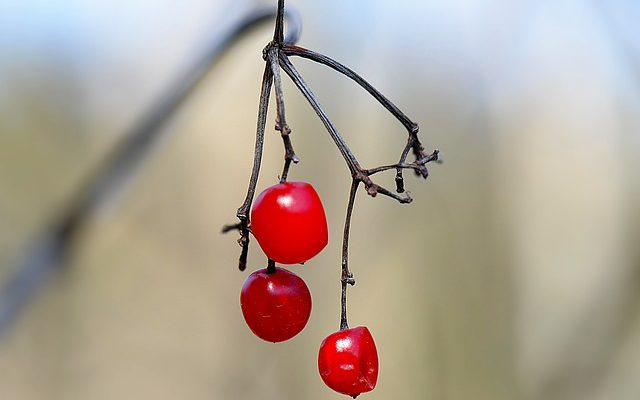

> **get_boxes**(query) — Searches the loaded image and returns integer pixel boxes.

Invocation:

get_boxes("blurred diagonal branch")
[0,5,302,339]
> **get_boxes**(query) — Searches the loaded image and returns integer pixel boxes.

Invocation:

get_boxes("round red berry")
[318,326,379,397]
[240,267,312,342]
[250,181,328,264]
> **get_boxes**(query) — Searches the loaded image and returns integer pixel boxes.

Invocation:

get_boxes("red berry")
[318,326,379,397]
[251,181,328,264]
[240,267,312,342]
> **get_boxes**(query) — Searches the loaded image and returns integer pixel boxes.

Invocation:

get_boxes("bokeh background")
[1,0,640,399]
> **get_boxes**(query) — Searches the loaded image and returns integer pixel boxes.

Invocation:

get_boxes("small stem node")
[341,271,356,286]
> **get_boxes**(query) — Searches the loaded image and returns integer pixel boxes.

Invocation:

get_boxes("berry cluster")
[223,1,438,397]
[240,181,378,397]
[240,181,324,343]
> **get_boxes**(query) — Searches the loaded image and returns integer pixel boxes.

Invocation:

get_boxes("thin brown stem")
[237,64,273,220]
[282,44,417,133]
[340,179,359,331]
[281,44,438,192]
[278,54,361,175]
[280,53,420,204]
[274,0,285,44]
[372,183,413,204]
[396,138,415,191]
[233,63,273,270]
[267,48,299,182]
[366,163,425,176]
[365,149,440,176]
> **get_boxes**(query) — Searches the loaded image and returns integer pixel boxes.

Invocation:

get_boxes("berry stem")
[267,49,298,183]
[340,179,359,331]
[236,64,273,221]
[267,259,276,274]
[234,63,274,270]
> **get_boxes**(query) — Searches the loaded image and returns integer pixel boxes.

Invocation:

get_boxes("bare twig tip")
[366,185,378,197]
[221,223,241,234]
[434,149,443,163]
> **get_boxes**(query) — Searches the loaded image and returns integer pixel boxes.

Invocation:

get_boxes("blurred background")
[1,0,639,399]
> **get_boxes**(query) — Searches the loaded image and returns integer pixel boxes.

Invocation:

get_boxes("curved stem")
[237,64,273,220]
[234,63,273,270]
[282,44,418,134]
[282,44,436,192]
[279,53,416,204]
[340,179,359,330]
[278,54,361,174]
